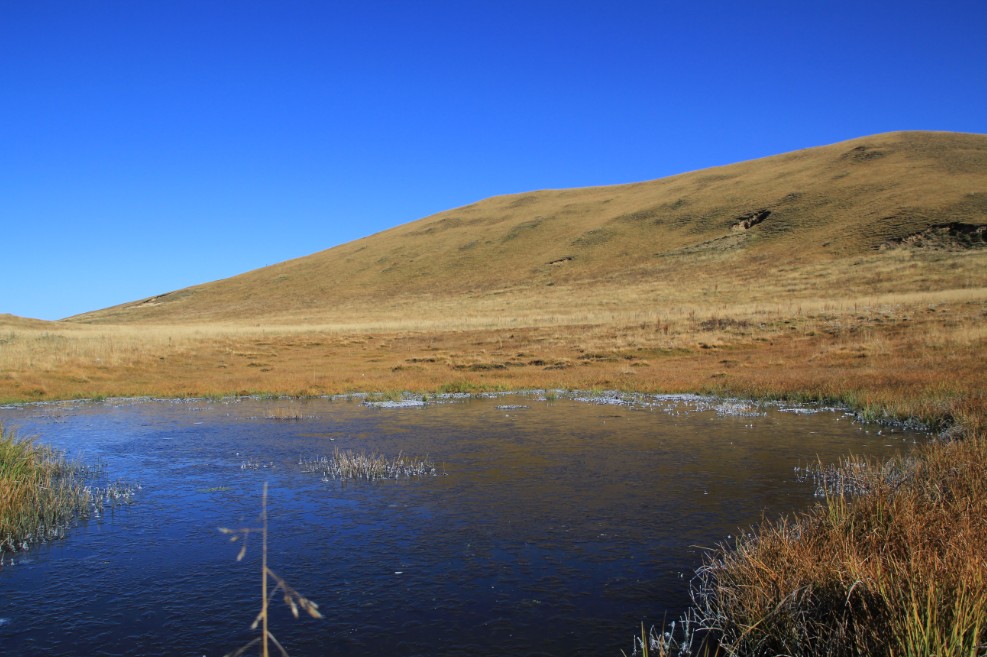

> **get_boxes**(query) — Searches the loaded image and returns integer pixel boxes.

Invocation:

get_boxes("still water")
[0,393,922,656]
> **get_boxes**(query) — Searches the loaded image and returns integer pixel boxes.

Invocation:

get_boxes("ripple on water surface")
[0,393,924,657]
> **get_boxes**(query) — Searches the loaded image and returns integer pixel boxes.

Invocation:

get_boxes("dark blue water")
[0,393,922,656]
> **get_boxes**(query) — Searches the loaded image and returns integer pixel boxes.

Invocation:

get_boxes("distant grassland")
[2,250,984,434]
[4,131,986,429]
[67,131,987,326]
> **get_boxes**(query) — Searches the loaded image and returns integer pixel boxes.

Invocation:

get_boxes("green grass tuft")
[1,425,93,551]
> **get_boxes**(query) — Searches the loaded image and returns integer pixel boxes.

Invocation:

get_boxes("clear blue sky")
[3,1,985,320]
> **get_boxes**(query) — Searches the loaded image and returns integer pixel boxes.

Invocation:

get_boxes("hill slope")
[0,314,56,329]
[70,131,987,325]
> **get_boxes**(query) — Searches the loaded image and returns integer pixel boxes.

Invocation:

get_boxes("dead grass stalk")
[219,482,322,657]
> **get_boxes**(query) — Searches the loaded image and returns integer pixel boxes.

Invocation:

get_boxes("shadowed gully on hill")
[66,130,987,326]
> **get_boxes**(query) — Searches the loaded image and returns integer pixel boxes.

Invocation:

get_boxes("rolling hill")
[0,314,55,330]
[69,130,987,325]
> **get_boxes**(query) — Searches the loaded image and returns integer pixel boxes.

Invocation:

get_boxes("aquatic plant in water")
[299,447,440,482]
[623,618,708,657]
[0,424,138,552]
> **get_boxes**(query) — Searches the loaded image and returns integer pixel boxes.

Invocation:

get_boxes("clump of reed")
[264,408,306,421]
[219,482,322,657]
[793,454,915,498]
[299,447,439,481]
[88,481,142,514]
[241,458,275,470]
[0,424,118,552]
[624,617,717,657]
[690,436,987,657]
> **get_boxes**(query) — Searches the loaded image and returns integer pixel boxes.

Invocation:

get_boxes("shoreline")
[0,385,954,438]
[3,386,982,656]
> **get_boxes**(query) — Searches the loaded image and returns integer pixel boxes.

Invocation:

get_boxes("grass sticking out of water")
[219,482,322,657]
[299,447,439,481]
[264,408,306,421]
[689,436,987,657]
[624,615,723,657]
[0,424,132,552]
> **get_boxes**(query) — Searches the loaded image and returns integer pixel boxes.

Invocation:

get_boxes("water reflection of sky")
[0,394,923,656]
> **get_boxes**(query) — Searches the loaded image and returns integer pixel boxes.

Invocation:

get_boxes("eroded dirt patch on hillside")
[882,222,987,250]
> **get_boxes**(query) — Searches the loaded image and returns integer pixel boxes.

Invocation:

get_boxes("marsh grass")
[2,285,984,410]
[219,482,322,657]
[689,436,987,657]
[264,408,306,421]
[624,618,720,657]
[300,447,439,482]
[364,389,406,403]
[0,424,135,552]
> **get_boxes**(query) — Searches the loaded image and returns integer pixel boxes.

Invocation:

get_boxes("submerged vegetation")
[0,424,137,552]
[299,447,440,482]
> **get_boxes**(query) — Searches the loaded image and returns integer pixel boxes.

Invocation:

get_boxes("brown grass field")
[2,131,985,429]
[1,277,985,433]
[2,130,986,655]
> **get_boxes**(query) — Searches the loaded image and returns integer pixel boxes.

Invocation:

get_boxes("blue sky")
[3,1,985,320]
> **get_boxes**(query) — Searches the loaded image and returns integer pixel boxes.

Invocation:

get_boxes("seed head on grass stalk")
[219,482,322,657]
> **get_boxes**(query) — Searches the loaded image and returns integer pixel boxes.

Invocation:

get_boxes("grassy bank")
[685,432,987,657]
[0,425,95,552]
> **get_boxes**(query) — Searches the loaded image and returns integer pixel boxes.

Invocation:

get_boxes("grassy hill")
[68,130,987,326]
[2,129,984,411]
[0,314,55,330]
[4,131,984,657]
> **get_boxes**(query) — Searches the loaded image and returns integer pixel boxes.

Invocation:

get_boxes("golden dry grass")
[693,438,987,657]
[2,254,983,434]
[65,131,987,327]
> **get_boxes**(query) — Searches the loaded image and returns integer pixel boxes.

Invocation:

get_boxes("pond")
[0,392,923,657]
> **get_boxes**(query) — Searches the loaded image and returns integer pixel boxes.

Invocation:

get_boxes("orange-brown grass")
[691,437,987,657]
[0,424,93,552]
[2,276,983,432]
[65,132,987,327]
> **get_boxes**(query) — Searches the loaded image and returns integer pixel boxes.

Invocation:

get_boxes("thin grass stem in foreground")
[219,482,322,657]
